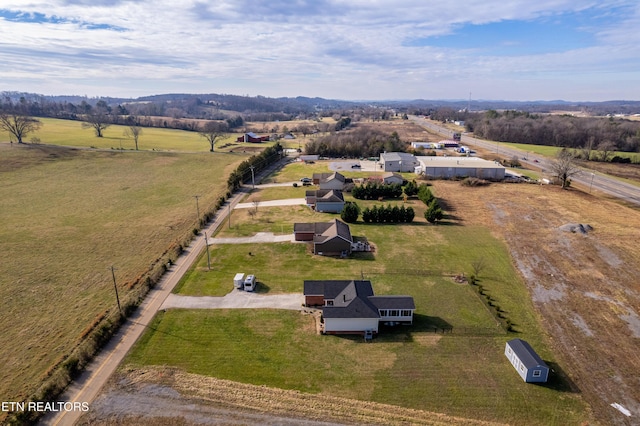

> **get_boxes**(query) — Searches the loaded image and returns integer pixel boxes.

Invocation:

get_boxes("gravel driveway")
[209,232,297,244]
[235,198,306,209]
[161,290,304,310]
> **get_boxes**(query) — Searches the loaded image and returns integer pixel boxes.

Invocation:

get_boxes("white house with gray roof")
[303,280,415,335]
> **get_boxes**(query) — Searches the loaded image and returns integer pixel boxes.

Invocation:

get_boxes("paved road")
[42,158,291,426]
[409,116,640,206]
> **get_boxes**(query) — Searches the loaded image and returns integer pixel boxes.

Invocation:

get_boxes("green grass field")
[0,142,250,404]
[125,169,589,425]
[0,117,269,153]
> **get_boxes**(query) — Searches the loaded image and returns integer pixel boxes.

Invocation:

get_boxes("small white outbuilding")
[233,273,245,289]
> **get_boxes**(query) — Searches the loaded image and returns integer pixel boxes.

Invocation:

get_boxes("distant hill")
[2,91,640,116]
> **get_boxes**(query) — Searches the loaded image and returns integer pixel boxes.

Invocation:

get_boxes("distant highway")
[410,116,640,207]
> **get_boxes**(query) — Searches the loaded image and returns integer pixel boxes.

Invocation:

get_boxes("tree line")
[464,110,640,158]
[305,127,405,158]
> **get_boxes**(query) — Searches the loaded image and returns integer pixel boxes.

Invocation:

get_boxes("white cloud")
[0,0,638,100]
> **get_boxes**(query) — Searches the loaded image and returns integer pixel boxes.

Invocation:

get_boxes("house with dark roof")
[293,219,352,256]
[305,189,345,213]
[505,338,550,383]
[311,172,346,190]
[236,132,270,143]
[303,280,415,335]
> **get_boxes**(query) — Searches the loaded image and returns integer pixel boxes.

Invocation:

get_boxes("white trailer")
[233,273,245,289]
[243,274,257,292]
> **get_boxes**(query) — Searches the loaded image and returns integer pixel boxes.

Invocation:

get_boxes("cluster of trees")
[227,143,283,191]
[305,128,405,158]
[418,185,444,223]
[465,110,640,156]
[352,182,403,200]
[362,204,415,223]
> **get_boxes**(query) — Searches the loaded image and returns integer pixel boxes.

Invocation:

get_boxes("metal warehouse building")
[416,156,506,180]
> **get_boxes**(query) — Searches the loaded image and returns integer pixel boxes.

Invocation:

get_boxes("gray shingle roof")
[369,296,416,310]
[507,339,548,369]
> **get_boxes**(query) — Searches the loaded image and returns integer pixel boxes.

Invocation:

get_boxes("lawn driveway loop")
[161,291,304,310]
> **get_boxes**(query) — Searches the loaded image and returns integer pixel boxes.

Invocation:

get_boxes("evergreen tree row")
[362,205,415,223]
[352,182,403,200]
[417,184,444,223]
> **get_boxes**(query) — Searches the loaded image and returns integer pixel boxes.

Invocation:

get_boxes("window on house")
[507,347,512,355]
[519,365,525,372]
[533,370,541,377]
[390,310,399,317]
[379,310,388,316]
[401,310,411,316]
[326,300,333,306]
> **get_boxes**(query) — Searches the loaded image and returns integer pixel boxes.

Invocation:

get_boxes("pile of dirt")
[558,223,593,234]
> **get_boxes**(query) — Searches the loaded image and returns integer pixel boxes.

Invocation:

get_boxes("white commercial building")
[415,156,506,180]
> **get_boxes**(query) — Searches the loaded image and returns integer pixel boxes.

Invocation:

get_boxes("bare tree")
[199,121,228,152]
[124,122,143,150]
[471,257,487,277]
[597,140,616,162]
[550,148,581,189]
[81,103,111,137]
[0,111,42,143]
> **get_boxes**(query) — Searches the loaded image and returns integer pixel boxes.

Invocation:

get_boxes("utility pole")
[249,165,255,189]
[590,173,595,193]
[228,204,231,229]
[193,195,201,225]
[110,266,123,318]
[204,231,211,270]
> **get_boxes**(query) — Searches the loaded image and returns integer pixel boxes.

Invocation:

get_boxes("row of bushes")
[469,275,513,332]
[418,184,444,223]
[362,204,415,223]
[352,182,403,200]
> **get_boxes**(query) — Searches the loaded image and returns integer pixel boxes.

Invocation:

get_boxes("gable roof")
[507,339,548,369]
[316,189,344,202]
[303,279,416,321]
[294,219,352,243]
[304,280,379,319]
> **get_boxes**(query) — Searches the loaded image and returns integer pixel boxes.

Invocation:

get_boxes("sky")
[1,0,639,102]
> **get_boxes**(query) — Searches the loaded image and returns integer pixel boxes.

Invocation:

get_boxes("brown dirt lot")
[352,119,443,143]
[432,180,640,425]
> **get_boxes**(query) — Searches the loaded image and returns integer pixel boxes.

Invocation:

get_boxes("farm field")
[0,141,250,415]
[0,117,267,153]
[114,164,607,425]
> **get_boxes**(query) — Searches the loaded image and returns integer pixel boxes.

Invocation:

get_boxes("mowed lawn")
[0,143,249,403]
[126,172,589,425]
